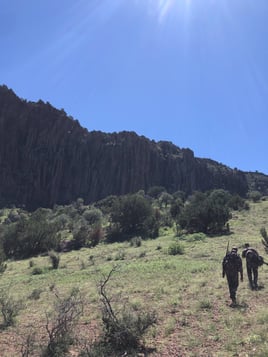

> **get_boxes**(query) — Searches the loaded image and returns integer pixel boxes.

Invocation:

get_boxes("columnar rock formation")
[0,85,266,210]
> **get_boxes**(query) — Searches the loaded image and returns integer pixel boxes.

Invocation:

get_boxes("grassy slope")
[0,200,268,356]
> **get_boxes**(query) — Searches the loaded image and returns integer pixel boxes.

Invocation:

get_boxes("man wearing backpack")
[242,243,262,290]
[222,247,243,306]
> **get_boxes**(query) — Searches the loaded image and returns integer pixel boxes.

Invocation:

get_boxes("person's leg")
[247,263,254,289]
[253,267,258,289]
[228,274,238,304]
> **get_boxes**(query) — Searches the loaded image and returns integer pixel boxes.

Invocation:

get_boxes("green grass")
[0,199,268,356]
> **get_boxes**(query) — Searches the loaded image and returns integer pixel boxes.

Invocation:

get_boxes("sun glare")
[151,0,192,23]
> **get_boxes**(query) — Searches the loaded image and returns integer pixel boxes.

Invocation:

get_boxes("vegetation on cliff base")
[0,189,249,260]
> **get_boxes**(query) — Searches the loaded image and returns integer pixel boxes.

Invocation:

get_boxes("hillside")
[0,199,267,356]
[1,85,268,210]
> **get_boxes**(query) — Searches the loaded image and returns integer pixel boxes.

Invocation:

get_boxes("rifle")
[226,240,230,256]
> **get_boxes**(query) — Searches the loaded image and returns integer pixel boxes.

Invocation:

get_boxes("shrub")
[41,288,84,357]
[0,246,7,274]
[80,266,157,356]
[48,251,60,270]
[32,267,43,275]
[99,267,156,353]
[28,288,43,300]
[108,193,158,241]
[2,209,61,259]
[178,190,231,234]
[130,236,142,247]
[228,194,248,211]
[19,330,36,357]
[159,192,173,208]
[138,251,146,258]
[101,308,157,352]
[73,225,103,249]
[248,190,262,202]
[114,250,125,261]
[88,226,104,247]
[198,299,212,310]
[167,242,184,255]
[82,208,103,225]
[29,260,35,268]
[0,290,24,328]
[170,198,183,219]
[72,225,88,249]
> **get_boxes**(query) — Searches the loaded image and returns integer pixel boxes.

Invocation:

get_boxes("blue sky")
[1,0,268,174]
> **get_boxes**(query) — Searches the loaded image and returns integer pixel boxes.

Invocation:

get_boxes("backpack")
[258,255,264,267]
[246,249,260,266]
[223,252,239,272]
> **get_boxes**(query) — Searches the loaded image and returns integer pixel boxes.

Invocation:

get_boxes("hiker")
[242,243,263,290]
[222,247,243,306]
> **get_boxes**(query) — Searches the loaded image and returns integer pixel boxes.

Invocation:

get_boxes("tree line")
[0,187,252,261]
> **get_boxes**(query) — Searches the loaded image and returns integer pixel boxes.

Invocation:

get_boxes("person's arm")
[222,261,225,278]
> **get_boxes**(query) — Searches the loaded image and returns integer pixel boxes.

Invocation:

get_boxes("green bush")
[28,288,43,300]
[228,194,248,211]
[130,236,142,247]
[248,190,262,202]
[2,209,61,259]
[32,267,43,275]
[82,208,103,225]
[73,225,103,249]
[103,193,161,243]
[101,308,157,352]
[167,242,184,255]
[48,251,60,269]
[178,190,231,234]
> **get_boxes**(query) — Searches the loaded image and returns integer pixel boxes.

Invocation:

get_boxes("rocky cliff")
[0,85,267,210]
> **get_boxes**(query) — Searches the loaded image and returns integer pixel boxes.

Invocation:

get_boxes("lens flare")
[151,0,192,23]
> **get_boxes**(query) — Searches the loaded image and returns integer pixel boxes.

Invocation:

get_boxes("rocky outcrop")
[0,85,266,210]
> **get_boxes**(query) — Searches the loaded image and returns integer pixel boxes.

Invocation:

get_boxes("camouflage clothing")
[242,245,260,290]
[222,249,243,304]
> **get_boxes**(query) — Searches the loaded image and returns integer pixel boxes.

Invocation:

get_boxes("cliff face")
[0,85,265,210]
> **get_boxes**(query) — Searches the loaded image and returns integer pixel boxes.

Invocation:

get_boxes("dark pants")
[246,262,258,289]
[226,272,239,301]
